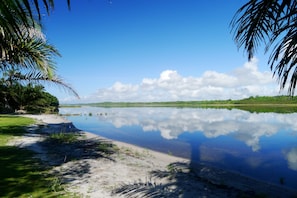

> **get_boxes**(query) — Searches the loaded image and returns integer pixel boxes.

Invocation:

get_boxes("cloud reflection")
[61,107,297,152]
[107,108,281,151]
[285,147,297,171]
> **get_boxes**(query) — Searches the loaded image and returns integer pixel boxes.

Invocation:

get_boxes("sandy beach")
[8,114,297,197]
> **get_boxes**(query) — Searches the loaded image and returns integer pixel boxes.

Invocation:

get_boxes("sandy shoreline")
[9,114,297,197]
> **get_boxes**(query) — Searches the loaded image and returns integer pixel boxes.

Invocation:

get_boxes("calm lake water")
[60,106,297,189]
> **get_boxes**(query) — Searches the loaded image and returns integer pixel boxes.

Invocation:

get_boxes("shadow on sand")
[112,140,297,198]
[9,121,118,194]
[26,122,117,165]
[7,120,297,198]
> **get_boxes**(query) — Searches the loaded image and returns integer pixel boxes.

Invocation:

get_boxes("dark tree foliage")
[0,82,59,114]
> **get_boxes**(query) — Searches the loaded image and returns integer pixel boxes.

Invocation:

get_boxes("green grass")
[0,115,34,145]
[0,115,69,198]
[49,132,79,144]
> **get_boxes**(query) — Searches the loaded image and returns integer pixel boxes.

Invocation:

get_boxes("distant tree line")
[0,84,59,114]
[0,72,59,113]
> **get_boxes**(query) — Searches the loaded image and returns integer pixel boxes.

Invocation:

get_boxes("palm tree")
[231,0,297,95]
[1,0,78,98]
[1,0,70,68]
[0,27,79,98]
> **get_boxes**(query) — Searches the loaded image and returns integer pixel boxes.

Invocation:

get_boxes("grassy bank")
[61,95,297,113]
[0,115,67,198]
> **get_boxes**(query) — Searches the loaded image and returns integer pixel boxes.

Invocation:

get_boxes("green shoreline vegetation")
[0,116,70,197]
[61,95,297,113]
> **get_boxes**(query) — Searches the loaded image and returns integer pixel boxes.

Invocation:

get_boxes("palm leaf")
[230,0,277,60]
[231,0,297,95]
[1,28,59,78]
[1,0,77,99]
[10,71,79,98]
[0,26,79,98]
[0,0,70,38]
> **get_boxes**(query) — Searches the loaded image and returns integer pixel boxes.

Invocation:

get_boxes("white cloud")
[110,82,139,93]
[60,58,282,103]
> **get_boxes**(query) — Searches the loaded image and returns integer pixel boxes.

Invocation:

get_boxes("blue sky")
[42,0,283,103]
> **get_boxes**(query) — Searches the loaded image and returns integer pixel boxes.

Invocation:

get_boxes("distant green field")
[61,95,297,113]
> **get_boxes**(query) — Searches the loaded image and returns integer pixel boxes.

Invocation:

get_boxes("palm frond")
[0,0,70,38]
[1,29,60,78]
[269,27,297,94]
[231,0,297,95]
[231,0,278,60]
[1,0,77,99]
[11,71,79,98]
[0,26,79,99]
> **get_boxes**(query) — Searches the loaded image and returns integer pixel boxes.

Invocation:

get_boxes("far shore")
[10,114,297,197]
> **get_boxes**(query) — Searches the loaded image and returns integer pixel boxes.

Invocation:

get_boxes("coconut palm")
[0,26,79,98]
[231,0,297,95]
[1,0,78,98]
[0,0,70,66]
[0,0,70,37]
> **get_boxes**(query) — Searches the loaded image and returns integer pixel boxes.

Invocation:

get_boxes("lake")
[60,106,297,189]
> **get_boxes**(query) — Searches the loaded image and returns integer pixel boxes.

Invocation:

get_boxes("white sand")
[23,114,71,124]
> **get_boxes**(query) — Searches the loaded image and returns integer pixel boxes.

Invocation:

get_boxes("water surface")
[60,107,297,189]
